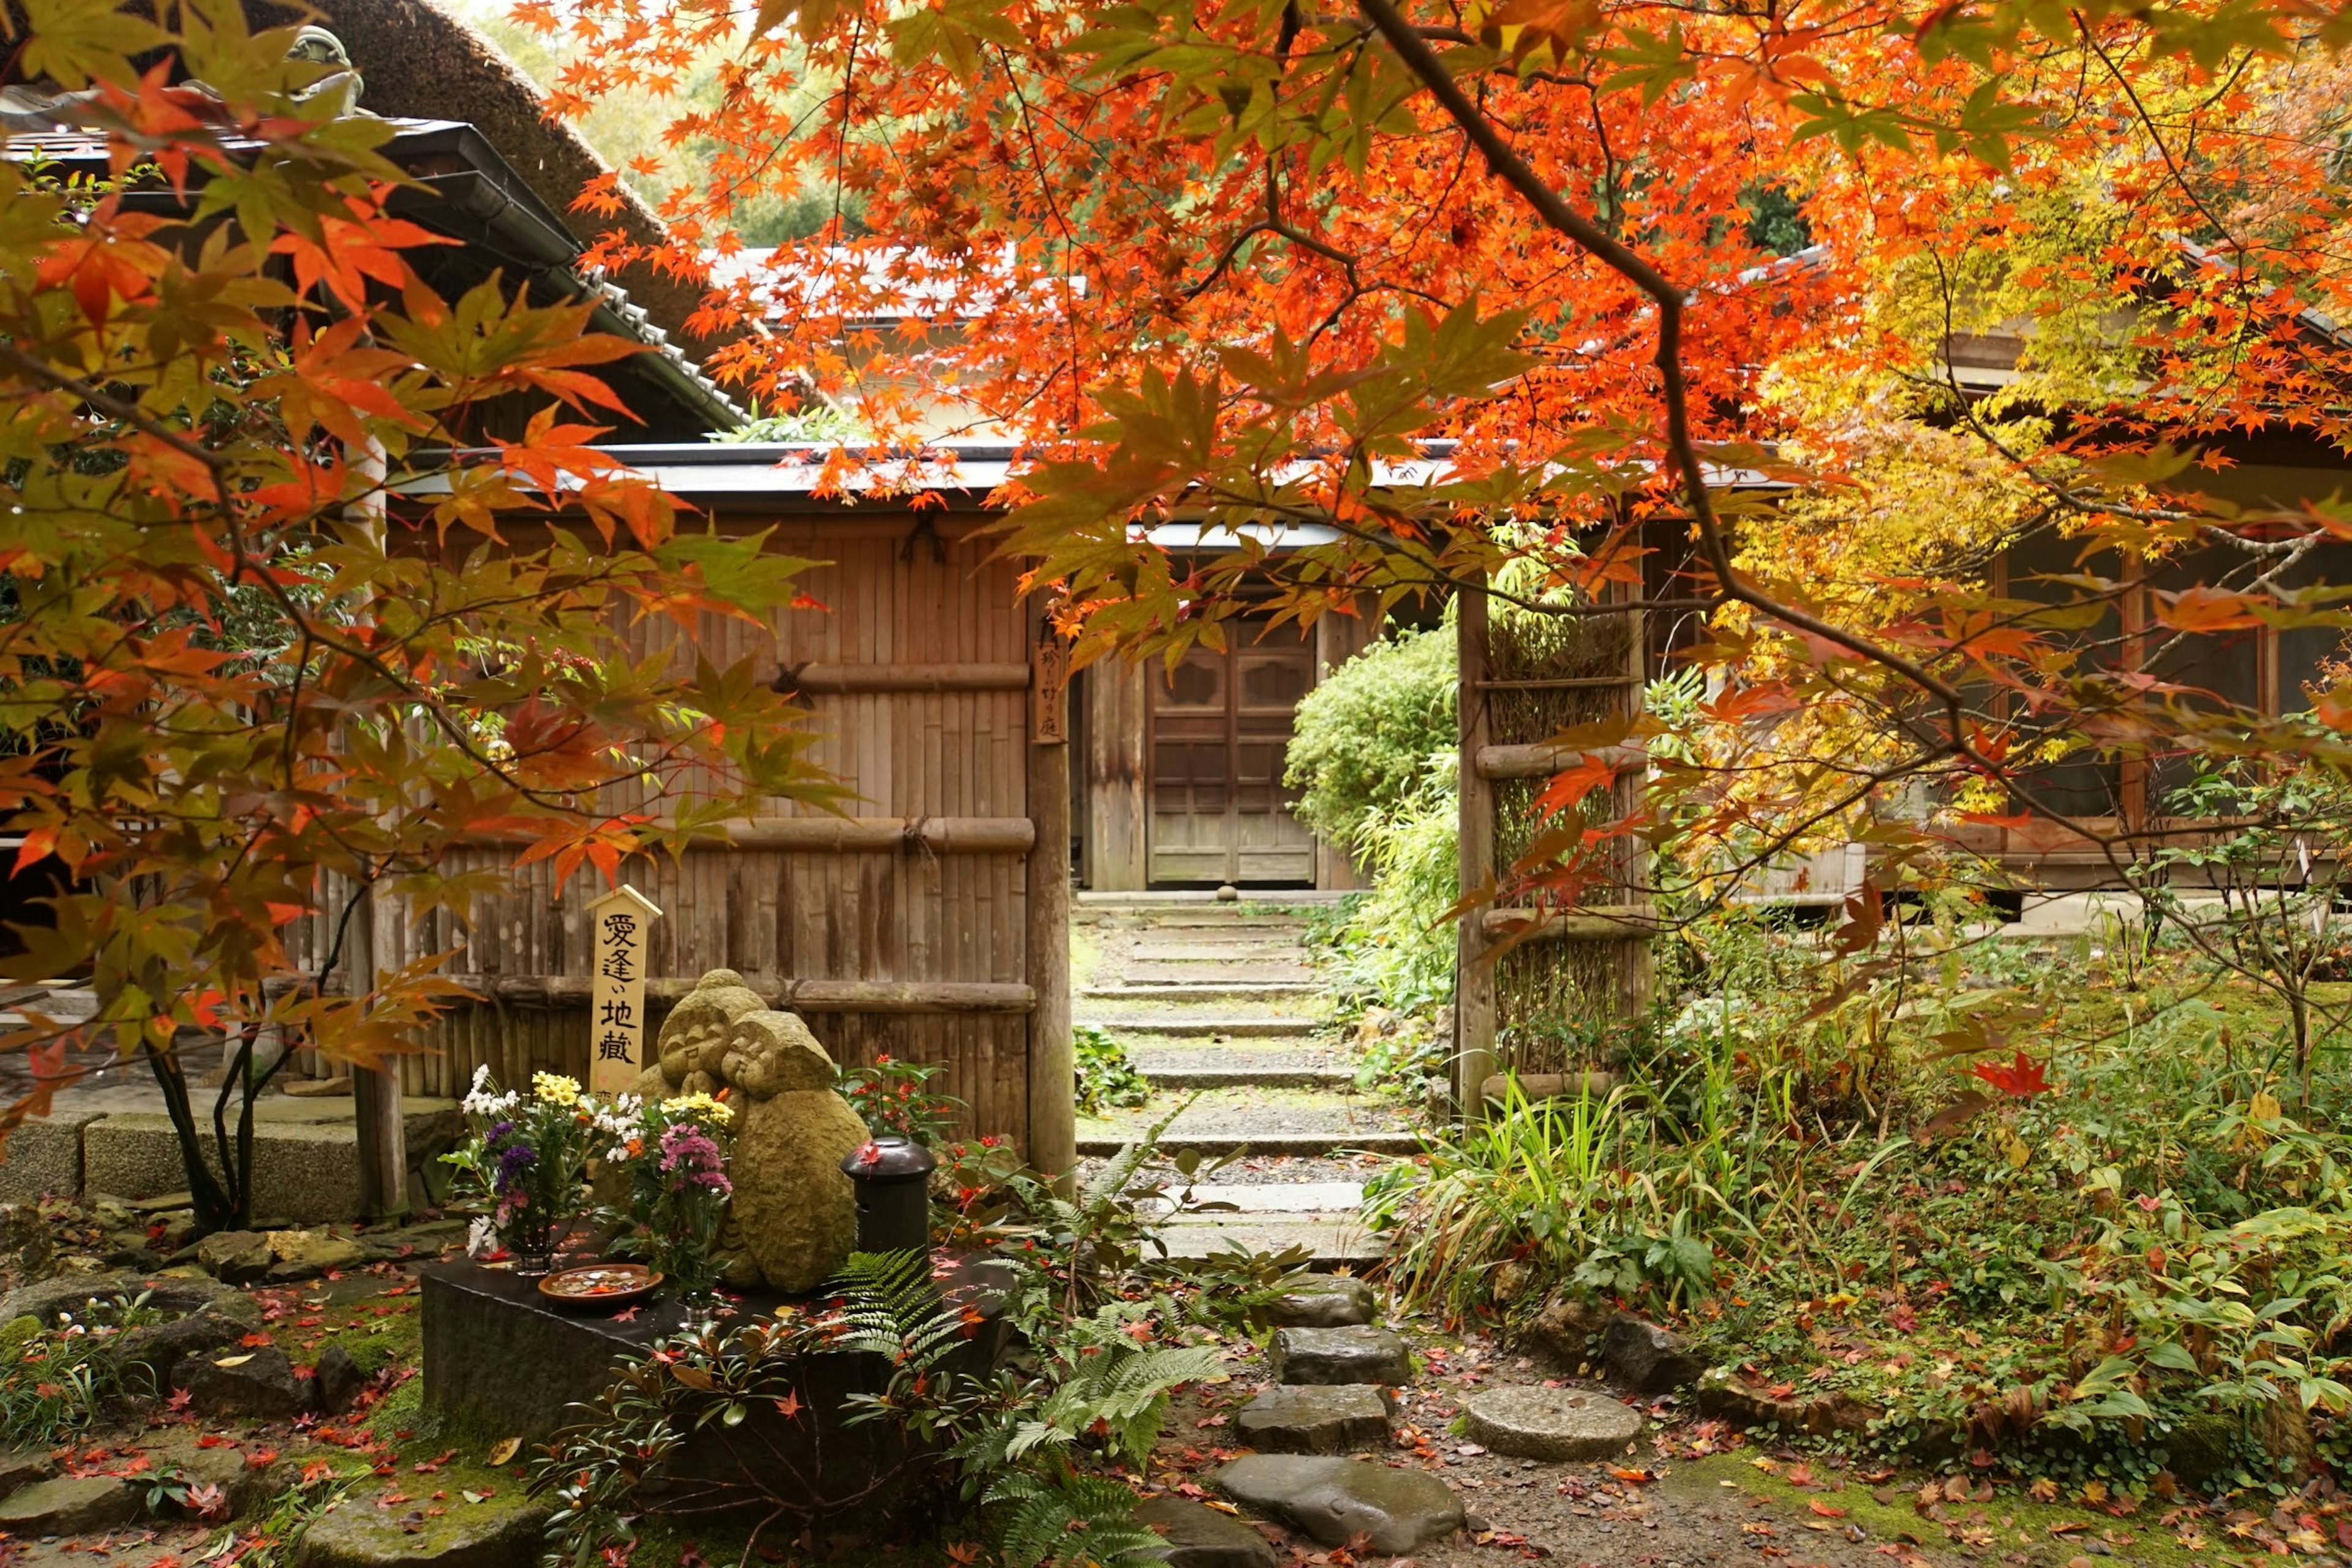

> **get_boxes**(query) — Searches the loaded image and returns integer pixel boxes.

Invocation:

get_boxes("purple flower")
[496,1141,537,1194]
[658,1123,731,1197]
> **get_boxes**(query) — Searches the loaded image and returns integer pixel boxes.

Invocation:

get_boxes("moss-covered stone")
[294,1487,549,1568]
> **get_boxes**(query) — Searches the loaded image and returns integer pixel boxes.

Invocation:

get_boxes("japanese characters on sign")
[585,883,663,1095]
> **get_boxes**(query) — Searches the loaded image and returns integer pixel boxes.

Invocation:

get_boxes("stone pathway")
[1072,896,1414,1265]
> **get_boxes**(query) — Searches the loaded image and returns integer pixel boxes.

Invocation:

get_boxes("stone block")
[1136,1494,1278,1568]
[77,1102,460,1223]
[1461,1385,1644,1461]
[1267,1276,1374,1329]
[1213,1455,1463,1553]
[0,1107,108,1203]
[421,1256,1011,1521]
[1268,1325,1410,1387]
[1237,1385,1390,1454]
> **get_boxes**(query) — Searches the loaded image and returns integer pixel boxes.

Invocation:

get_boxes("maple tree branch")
[0,340,228,499]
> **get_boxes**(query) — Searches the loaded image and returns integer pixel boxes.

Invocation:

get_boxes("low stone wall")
[0,1093,461,1221]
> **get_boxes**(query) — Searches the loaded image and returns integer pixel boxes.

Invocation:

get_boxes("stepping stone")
[1268,1275,1375,1328]
[0,1446,56,1502]
[1461,1385,1645,1461]
[295,1488,551,1568]
[1270,1325,1410,1386]
[1212,1455,1464,1553]
[1134,1494,1278,1568]
[1237,1385,1392,1454]
[0,1474,141,1535]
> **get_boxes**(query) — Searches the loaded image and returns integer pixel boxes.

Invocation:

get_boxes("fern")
[984,1469,1166,1568]
[829,1249,969,1371]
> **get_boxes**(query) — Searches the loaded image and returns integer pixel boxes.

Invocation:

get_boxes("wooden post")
[1027,624,1077,1183]
[1455,589,1497,1121]
[348,878,409,1223]
[1085,660,1148,889]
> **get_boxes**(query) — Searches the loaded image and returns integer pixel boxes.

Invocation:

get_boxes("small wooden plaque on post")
[586,883,663,1096]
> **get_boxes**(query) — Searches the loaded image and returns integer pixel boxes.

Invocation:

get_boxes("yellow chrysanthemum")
[662,1091,734,1127]
[532,1071,583,1106]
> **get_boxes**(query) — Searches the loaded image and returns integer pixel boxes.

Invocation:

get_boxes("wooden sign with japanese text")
[586,883,663,1095]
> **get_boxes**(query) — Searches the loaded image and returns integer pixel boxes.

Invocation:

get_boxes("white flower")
[466,1216,499,1257]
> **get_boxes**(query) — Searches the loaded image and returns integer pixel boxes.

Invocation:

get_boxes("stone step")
[1077,1090,1419,1159]
[1150,1213,1385,1267]
[1132,1048,1351,1090]
[1077,1015,1322,1038]
[1147,1180,1365,1214]
[1082,982,1321,1004]
[1120,963,1317,986]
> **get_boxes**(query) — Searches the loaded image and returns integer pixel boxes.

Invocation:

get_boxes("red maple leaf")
[1971,1050,2052,1098]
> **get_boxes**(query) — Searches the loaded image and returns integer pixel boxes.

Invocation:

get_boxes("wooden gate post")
[1027,622,1077,1184]
[1455,588,1497,1120]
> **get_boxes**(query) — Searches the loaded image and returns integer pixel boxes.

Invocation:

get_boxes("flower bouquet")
[608,1091,736,1310]
[445,1067,628,1275]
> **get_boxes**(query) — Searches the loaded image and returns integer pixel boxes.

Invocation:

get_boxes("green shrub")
[1283,623,1455,856]
[1074,1025,1150,1114]
[0,1292,162,1446]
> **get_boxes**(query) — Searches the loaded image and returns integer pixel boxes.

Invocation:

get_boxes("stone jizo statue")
[634,970,867,1293]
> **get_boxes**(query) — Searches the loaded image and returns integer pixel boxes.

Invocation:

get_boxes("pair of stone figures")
[628,970,872,1294]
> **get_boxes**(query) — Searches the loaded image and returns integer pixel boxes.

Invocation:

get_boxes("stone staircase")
[1072,896,1418,1267]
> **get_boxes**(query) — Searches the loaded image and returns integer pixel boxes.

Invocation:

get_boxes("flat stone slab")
[1267,1275,1374,1327]
[1461,1385,1645,1461]
[1153,1217,1384,1269]
[295,1488,549,1568]
[1238,1385,1390,1454]
[1213,1455,1463,1553]
[1270,1325,1410,1386]
[1134,1494,1278,1568]
[0,1474,141,1535]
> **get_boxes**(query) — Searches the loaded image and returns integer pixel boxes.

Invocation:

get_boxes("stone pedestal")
[421,1256,1009,1523]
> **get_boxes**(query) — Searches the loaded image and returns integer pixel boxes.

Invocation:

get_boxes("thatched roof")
[243,0,716,349]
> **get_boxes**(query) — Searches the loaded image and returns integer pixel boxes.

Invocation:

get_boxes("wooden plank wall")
[288,513,1046,1148]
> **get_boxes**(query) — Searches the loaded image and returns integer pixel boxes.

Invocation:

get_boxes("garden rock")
[1600,1315,1704,1393]
[0,1473,142,1535]
[0,1268,252,1329]
[174,1343,308,1419]
[1237,1385,1391,1454]
[1212,1455,1464,1553]
[1268,1325,1411,1387]
[197,1229,274,1284]
[295,1488,551,1568]
[315,1341,367,1412]
[1267,1276,1374,1329]
[1135,1494,1279,1568]
[265,1228,369,1282]
[0,1446,56,1502]
[1461,1385,1644,1461]
[1525,1293,1611,1364]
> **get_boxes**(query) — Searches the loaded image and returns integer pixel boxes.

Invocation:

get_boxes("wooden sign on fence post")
[586,883,663,1096]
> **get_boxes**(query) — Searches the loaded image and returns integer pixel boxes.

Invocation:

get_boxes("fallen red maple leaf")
[1971,1050,2052,1098]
